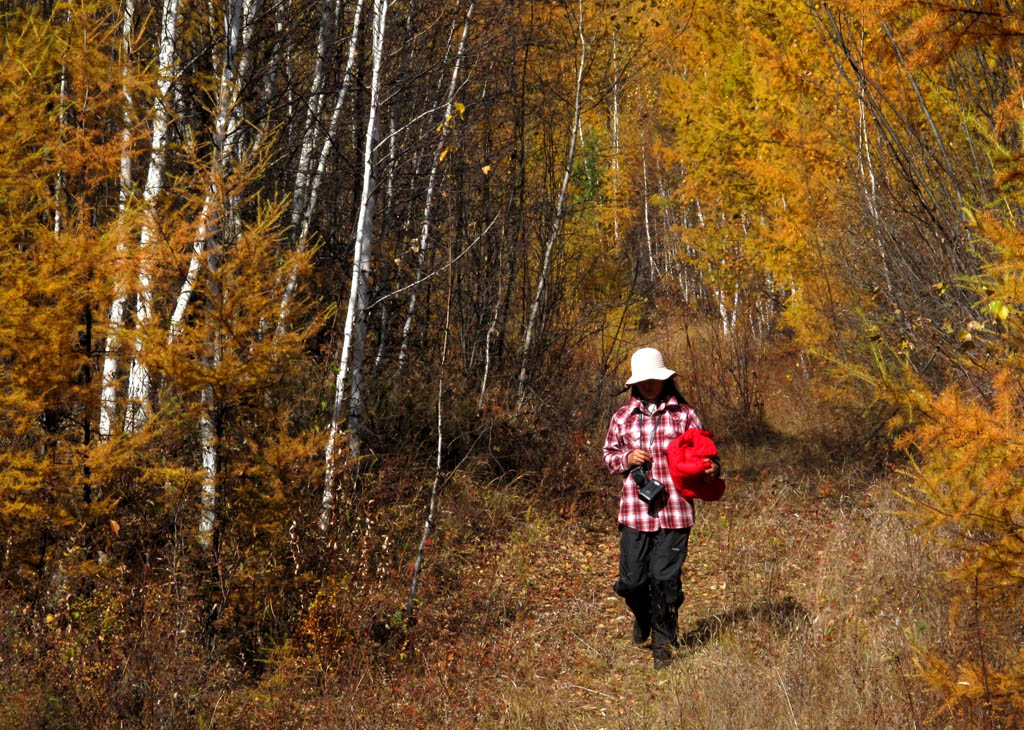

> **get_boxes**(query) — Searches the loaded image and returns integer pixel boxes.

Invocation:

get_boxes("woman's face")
[636,379,665,401]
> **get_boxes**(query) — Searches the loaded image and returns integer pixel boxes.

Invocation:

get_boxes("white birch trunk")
[478,278,503,407]
[641,143,658,276]
[322,0,389,531]
[197,352,220,549]
[124,0,180,433]
[395,2,474,372]
[857,97,893,297]
[731,288,739,333]
[716,284,730,336]
[168,0,257,343]
[656,162,673,275]
[54,65,69,236]
[287,0,336,237]
[610,32,620,248]
[516,4,585,408]
[278,0,366,335]
[196,186,224,548]
[406,244,453,619]
[98,0,136,440]
[192,0,257,548]
[384,104,398,216]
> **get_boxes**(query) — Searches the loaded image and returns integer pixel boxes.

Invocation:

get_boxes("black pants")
[614,525,690,648]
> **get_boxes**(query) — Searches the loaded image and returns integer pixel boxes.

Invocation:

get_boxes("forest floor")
[238,442,970,730]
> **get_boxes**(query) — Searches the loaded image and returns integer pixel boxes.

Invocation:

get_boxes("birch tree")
[189,0,260,549]
[516,0,586,408]
[168,0,259,343]
[406,238,453,621]
[123,0,180,434]
[278,0,367,334]
[322,0,390,530]
[98,0,136,440]
[395,1,475,372]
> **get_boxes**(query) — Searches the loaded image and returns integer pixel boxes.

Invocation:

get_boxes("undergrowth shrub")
[900,371,1024,723]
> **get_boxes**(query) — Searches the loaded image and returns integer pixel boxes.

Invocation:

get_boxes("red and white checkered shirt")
[603,395,702,531]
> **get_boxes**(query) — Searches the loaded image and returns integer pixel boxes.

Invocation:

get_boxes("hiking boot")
[632,616,651,645]
[652,645,672,669]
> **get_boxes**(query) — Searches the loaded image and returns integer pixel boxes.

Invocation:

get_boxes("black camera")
[630,466,666,504]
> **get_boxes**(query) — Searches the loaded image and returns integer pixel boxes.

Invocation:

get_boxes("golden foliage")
[901,371,1024,716]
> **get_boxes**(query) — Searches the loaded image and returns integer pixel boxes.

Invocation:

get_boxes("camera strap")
[637,408,664,452]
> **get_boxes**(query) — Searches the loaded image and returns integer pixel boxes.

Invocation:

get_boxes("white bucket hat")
[625,347,676,386]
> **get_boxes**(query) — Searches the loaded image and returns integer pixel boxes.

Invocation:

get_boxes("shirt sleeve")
[603,410,630,474]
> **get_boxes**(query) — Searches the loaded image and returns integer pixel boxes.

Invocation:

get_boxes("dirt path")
[371,478,943,729]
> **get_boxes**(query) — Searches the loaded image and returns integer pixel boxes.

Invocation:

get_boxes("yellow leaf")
[481,165,491,175]
[997,303,1009,321]
[454,101,465,118]
[439,147,448,163]
[110,519,120,536]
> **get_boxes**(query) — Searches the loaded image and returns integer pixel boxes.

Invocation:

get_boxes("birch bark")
[322,0,389,530]
[197,376,219,548]
[124,0,180,433]
[857,96,893,297]
[516,3,585,408]
[168,0,258,343]
[641,143,658,277]
[478,277,502,407]
[395,1,474,373]
[54,60,68,236]
[197,321,222,549]
[287,0,337,240]
[98,0,136,440]
[277,0,367,335]
[406,241,453,620]
[610,32,621,248]
[191,0,258,549]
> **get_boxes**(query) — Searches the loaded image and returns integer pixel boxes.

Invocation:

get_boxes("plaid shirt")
[603,395,702,531]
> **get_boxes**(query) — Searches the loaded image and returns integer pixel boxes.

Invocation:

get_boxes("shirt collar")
[629,394,680,415]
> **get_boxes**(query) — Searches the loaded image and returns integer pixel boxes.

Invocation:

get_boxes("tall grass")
[192,465,965,730]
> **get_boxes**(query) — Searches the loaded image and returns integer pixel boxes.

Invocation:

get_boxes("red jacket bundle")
[666,428,726,502]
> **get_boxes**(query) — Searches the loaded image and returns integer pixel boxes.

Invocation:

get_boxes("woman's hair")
[631,377,688,405]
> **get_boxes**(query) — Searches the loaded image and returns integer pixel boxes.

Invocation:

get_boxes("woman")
[602,347,720,669]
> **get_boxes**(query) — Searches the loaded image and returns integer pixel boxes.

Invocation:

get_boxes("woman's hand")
[701,458,721,483]
[626,449,652,468]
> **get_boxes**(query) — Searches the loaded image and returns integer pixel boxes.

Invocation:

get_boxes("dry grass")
[2,456,975,729]
[211,462,969,730]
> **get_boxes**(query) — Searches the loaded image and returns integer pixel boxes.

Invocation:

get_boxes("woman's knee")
[653,577,683,607]
[614,573,648,598]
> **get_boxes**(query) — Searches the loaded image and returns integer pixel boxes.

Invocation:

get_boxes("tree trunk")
[406,238,453,620]
[168,0,258,343]
[288,0,337,239]
[395,1,475,373]
[124,0,180,433]
[197,345,221,549]
[516,2,585,409]
[98,0,135,440]
[322,0,389,531]
[278,0,366,335]
[642,142,657,277]
[611,31,621,249]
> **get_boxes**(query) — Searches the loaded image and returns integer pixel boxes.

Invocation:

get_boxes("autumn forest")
[2,0,1024,727]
